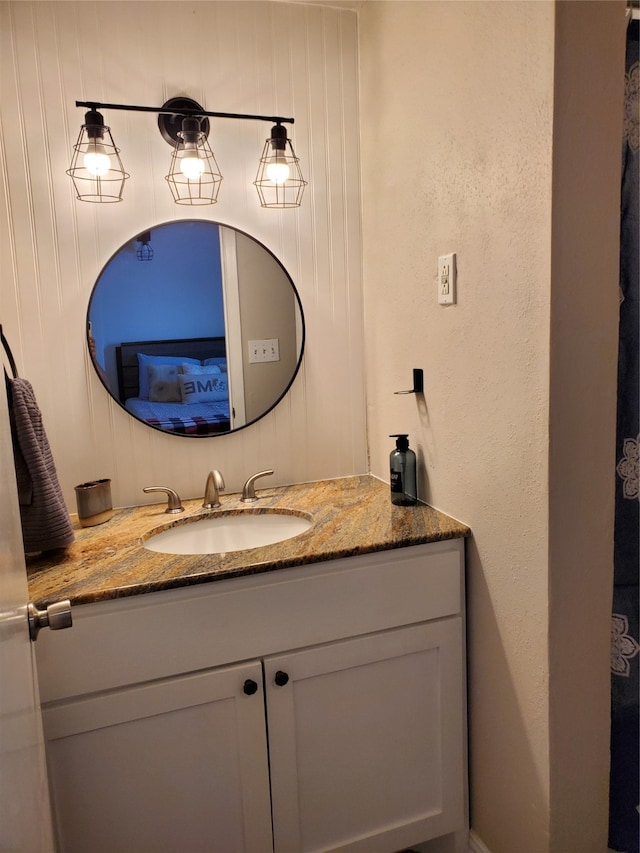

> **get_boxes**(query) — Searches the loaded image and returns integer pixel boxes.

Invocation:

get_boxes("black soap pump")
[389,434,417,506]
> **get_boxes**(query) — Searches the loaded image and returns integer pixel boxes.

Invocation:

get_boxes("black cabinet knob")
[243,679,258,695]
[274,670,289,687]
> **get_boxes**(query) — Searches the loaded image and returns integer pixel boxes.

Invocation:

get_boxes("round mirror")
[87,220,304,437]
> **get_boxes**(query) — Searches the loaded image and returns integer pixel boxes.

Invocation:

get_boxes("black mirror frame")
[86,219,305,438]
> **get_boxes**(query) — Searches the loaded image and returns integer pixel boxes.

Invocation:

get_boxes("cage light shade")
[67,111,129,203]
[254,128,306,209]
[136,231,153,261]
[165,124,223,206]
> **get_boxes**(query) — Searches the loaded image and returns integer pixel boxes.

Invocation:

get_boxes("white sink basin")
[142,510,312,556]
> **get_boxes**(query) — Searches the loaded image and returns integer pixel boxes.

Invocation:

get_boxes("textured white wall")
[360,4,554,844]
[359,1,624,851]
[0,0,366,509]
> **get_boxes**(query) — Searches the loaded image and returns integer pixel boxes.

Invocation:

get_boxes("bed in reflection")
[115,337,231,435]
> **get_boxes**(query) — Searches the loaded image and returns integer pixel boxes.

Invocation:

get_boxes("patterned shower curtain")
[609,17,639,853]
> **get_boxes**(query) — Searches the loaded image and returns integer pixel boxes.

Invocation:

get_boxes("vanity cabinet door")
[265,619,465,853]
[42,661,272,853]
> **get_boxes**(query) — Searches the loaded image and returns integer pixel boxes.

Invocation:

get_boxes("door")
[219,226,246,428]
[265,620,466,853]
[42,660,273,853]
[0,378,55,851]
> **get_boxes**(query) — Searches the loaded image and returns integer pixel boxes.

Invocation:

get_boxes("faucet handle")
[241,469,274,503]
[143,486,184,514]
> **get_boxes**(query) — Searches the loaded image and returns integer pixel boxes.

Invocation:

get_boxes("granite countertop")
[26,475,469,608]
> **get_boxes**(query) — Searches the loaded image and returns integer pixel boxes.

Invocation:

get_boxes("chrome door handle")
[28,600,72,641]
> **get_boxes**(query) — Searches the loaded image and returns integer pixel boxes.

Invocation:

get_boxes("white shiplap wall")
[0,0,366,509]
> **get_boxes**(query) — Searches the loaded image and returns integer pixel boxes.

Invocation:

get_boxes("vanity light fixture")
[254,123,307,208]
[135,231,154,261]
[69,97,306,208]
[66,108,129,203]
[158,100,223,206]
[164,116,223,205]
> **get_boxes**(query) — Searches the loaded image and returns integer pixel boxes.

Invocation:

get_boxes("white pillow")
[180,362,221,375]
[148,363,182,403]
[137,353,200,399]
[179,372,228,403]
[203,357,228,373]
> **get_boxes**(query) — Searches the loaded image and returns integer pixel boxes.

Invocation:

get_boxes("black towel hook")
[394,368,424,395]
[1,324,19,380]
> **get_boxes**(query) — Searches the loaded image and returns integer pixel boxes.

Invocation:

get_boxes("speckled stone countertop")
[26,475,469,608]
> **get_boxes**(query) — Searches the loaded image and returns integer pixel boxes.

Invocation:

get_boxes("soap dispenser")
[389,434,417,506]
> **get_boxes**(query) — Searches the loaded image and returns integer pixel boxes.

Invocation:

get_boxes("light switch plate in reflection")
[248,339,280,363]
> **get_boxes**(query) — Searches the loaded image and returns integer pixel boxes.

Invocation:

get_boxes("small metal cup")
[74,479,113,527]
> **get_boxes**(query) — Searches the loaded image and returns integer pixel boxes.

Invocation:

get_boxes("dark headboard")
[115,336,226,403]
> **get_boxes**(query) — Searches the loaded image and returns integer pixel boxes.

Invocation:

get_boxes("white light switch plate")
[248,339,280,363]
[438,253,456,305]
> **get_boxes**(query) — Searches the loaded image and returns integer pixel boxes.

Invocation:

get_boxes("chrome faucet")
[241,469,274,502]
[203,470,225,509]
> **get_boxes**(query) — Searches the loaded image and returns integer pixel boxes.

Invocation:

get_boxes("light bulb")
[266,155,290,185]
[179,148,205,180]
[83,141,110,177]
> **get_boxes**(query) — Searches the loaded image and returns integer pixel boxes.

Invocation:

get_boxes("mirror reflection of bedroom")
[87,220,304,437]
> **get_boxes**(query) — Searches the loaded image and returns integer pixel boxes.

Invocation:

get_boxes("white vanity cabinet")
[36,540,467,853]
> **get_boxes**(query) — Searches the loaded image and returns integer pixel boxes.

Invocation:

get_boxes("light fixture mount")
[83,108,105,139]
[157,97,210,147]
[269,123,288,151]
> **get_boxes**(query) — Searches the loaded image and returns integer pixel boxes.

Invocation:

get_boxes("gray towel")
[9,378,74,553]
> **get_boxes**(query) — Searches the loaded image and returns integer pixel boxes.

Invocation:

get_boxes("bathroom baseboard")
[468,829,493,853]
